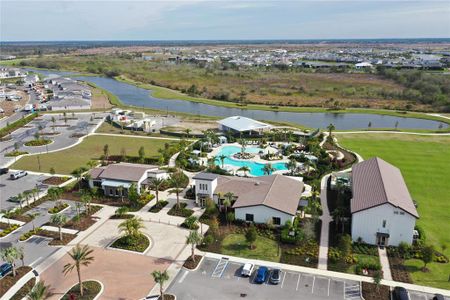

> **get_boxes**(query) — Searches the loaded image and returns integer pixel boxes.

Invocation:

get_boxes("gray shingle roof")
[351,157,419,218]
[193,172,220,181]
[213,174,303,215]
[90,162,158,182]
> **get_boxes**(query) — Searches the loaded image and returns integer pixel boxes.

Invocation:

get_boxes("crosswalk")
[211,257,229,278]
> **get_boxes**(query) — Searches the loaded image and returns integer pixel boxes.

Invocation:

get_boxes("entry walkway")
[318,174,332,270]
[378,247,393,280]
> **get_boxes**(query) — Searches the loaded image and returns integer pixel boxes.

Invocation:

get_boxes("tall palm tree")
[116,185,124,202]
[185,128,191,139]
[0,246,20,277]
[32,186,39,203]
[150,177,165,203]
[86,160,97,170]
[27,281,49,300]
[50,214,68,241]
[327,123,335,138]
[27,212,40,231]
[23,190,32,207]
[63,244,94,297]
[118,216,145,238]
[186,230,202,263]
[237,166,250,177]
[218,154,227,168]
[51,116,56,134]
[239,139,247,154]
[16,193,24,209]
[285,158,297,175]
[223,192,234,215]
[262,163,275,176]
[169,172,184,209]
[151,270,169,299]
[207,155,217,169]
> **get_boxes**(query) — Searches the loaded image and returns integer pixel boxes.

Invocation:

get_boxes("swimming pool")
[215,145,288,176]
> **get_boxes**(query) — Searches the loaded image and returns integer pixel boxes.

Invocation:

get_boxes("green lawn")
[12,135,177,174]
[338,133,450,289]
[221,233,281,262]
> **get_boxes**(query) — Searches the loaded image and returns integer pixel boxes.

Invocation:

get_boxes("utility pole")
[37,155,41,171]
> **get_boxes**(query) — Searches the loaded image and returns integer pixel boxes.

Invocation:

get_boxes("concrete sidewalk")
[318,174,332,270]
[378,247,393,280]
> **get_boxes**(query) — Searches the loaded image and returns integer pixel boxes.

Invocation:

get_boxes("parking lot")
[0,171,49,210]
[167,257,362,300]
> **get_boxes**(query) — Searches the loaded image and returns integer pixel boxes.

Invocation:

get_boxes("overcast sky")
[1,0,449,41]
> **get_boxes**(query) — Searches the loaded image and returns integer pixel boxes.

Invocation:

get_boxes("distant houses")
[44,76,92,111]
[350,157,419,246]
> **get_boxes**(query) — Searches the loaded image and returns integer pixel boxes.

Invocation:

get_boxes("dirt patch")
[0,91,28,116]
[362,282,391,300]
[42,176,70,185]
[91,86,113,109]
[38,230,77,246]
[388,256,413,283]
[183,255,203,269]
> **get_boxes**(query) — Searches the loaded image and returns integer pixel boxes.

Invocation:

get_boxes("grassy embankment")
[338,133,450,289]
[12,135,178,174]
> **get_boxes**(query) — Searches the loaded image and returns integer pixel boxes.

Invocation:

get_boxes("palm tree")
[27,281,49,300]
[186,230,202,263]
[115,206,129,218]
[169,172,184,209]
[327,123,335,138]
[16,193,24,209]
[262,163,275,175]
[218,154,227,168]
[149,177,165,203]
[32,186,39,203]
[185,128,191,139]
[80,193,92,214]
[151,270,169,300]
[17,246,25,266]
[63,244,94,297]
[27,212,40,230]
[51,116,56,134]
[23,190,32,207]
[285,158,297,175]
[207,155,217,169]
[118,216,145,238]
[103,144,109,162]
[237,166,250,177]
[86,160,97,170]
[0,246,20,277]
[239,139,247,154]
[50,214,68,241]
[71,167,87,191]
[222,192,234,215]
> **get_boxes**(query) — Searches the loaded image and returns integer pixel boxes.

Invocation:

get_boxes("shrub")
[328,248,341,263]
[182,216,199,230]
[167,203,194,217]
[148,200,168,213]
[19,228,41,241]
[203,234,214,246]
[0,224,20,237]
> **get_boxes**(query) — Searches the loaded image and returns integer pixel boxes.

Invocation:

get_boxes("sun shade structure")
[351,157,419,218]
[217,116,272,134]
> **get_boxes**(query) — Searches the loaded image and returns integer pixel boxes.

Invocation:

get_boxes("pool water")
[215,145,288,176]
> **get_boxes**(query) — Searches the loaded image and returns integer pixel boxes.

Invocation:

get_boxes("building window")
[272,217,281,225]
[382,220,387,228]
[394,211,399,215]
[399,211,405,215]
[245,214,254,222]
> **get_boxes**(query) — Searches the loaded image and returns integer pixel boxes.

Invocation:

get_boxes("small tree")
[327,123,335,137]
[372,270,382,291]
[245,224,257,249]
[103,144,109,162]
[138,146,145,163]
[27,212,40,230]
[226,212,235,226]
[262,163,275,175]
[222,192,234,215]
[218,154,227,168]
[117,185,124,203]
[169,172,184,209]
[50,214,68,241]
[49,167,55,175]
[115,206,129,218]
[127,183,139,208]
[28,280,50,300]
[151,270,169,300]
[63,244,94,297]
[0,246,20,277]
[338,234,352,257]
[149,177,165,203]
[17,246,25,267]
[186,230,202,263]
[51,116,56,133]
[421,245,435,270]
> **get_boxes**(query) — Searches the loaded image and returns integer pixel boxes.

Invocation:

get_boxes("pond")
[31,69,447,130]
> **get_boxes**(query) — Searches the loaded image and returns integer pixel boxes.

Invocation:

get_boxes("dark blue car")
[254,266,268,284]
[0,263,12,278]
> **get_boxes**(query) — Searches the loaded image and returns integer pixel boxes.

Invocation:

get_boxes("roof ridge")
[374,157,390,206]
[262,175,278,206]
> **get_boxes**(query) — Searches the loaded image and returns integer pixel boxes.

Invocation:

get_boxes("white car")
[10,170,28,180]
[241,263,254,277]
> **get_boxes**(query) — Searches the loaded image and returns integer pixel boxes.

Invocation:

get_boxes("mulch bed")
[42,176,70,185]
[159,295,175,300]
[322,140,356,169]
[10,278,36,300]
[70,133,85,138]
[111,234,150,253]
[46,205,102,232]
[110,214,134,219]
[361,282,391,300]
[40,132,60,136]
[0,266,32,297]
[8,198,50,222]
[38,229,77,246]
[183,255,203,269]
[149,200,168,213]
[60,280,101,300]
[167,203,194,217]
[51,125,70,128]
[388,256,413,283]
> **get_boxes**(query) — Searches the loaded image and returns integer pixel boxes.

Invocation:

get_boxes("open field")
[338,133,450,289]
[16,55,438,111]
[12,134,178,174]
[221,233,281,262]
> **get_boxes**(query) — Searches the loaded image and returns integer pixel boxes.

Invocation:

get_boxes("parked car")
[254,266,268,284]
[0,167,8,175]
[393,286,410,300]
[7,196,20,203]
[432,294,444,300]
[0,263,12,278]
[269,268,281,284]
[10,170,27,180]
[241,263,254,277]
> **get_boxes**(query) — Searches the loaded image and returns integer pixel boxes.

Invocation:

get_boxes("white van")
[10,170,28,180]
[241,263,254,277]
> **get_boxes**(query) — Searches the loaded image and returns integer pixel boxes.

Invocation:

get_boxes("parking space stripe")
[327,278,331,296]
[311,276,316,293]
[280,271,286,288]
[343,281,345,299]
[296,273,301,291]
[178,270,188,283]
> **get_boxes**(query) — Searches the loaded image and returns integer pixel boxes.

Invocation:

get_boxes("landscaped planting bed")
[361,282,390,300]
[149,200,168,213]
[10,278,36,300]
[5,150,29,157]
[42,176,70,185]
[40,230,77,246]
[110,213,134,219]
[7,197,49,222]
[281,240,319,268]
[62,205,102,231]
[0,223,20,238]
[24,139,52,147]
[0,266,32,297]
[48,202,69,214]
[111,234,150,253]
[167,203,194,217]
[61,280,102,300]
[183,255,203,270]
[19,228,41,241]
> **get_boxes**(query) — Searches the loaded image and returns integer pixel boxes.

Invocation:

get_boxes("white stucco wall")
[194,178,217,204]
[235,205,294,225]
[351,203,416,246]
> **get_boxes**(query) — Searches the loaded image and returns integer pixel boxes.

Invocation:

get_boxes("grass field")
[12,135,178,174]
[221,233,281,262]
[338,133,450,289]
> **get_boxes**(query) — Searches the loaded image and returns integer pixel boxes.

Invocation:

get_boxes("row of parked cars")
[0,168,28,180]
[241,263,281,285]
[393,286,445,300]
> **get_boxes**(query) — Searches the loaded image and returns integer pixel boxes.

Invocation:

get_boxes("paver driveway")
[41,246,171,300]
